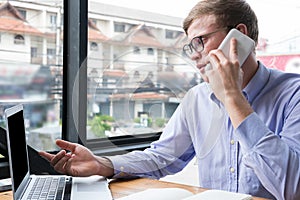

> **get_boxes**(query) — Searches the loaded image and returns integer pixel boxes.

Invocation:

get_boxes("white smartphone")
[205,28,255,70]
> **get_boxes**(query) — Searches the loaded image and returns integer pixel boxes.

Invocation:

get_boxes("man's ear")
[235,23,248,35]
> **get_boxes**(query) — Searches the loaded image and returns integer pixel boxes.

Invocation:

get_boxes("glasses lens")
[183,44,193,57]
[191,37,203,53]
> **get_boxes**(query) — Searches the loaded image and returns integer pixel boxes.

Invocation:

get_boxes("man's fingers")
[50,150,67,166]
[49,150,73,173]
[39,151,54,162]
[56,139,77,152]
[230,38,239,62]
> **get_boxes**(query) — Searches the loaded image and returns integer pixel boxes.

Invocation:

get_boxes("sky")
[93,0,300,44]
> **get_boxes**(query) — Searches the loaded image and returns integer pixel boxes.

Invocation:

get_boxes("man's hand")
[205,38,243,104]
[39,139,114,177]
[205,38,254,128]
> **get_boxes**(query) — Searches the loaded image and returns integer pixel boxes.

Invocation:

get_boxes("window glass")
[87,1,199,141]
[0,0,63,151]
[249,1,300,73]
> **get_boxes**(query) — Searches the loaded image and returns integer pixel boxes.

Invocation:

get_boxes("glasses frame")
[183,26,234,58]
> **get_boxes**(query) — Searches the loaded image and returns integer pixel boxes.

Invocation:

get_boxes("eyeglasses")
[183,27,232,58]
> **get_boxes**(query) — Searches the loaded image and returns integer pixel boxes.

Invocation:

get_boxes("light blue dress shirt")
[108,62,300,200]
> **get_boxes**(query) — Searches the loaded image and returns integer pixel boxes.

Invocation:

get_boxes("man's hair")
[183,0,259,45]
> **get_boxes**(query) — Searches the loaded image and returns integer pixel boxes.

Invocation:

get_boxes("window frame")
[62,0,87,144]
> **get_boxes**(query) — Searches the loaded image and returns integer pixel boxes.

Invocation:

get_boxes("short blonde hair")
[183,0,258,45]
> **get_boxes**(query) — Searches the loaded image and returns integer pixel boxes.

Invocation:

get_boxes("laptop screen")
[5,104,29,193]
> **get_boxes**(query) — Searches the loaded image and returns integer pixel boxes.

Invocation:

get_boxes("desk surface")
[0,178,268,200]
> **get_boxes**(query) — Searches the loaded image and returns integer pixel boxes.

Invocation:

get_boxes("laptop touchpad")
[76,181,104,192]
[71,176,113,200]
[73,176,109,192]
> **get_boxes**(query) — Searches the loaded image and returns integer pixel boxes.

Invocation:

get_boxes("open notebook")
[5,104,112,200]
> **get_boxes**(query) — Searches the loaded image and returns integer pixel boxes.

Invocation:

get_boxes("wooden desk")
[0,178,268,200]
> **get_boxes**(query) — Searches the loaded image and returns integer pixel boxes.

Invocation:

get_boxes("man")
[40,0,300,199]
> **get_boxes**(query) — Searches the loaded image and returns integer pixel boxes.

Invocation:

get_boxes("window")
[50,14,57,25]
[0,0,64,178]
[47,48,56,64]
[14,34,25,44]
[31,47,38,58]
[147,48,154,55]
[114,22,125,32]
[47,48,56,58]
[90,42,98,51]
[86,0,199,153]
[49,13,57,31]
[133,46,140,54]
[48,13,60,32]
[90,18,97,25]
[18,9,26,19]
[165,30,180,39]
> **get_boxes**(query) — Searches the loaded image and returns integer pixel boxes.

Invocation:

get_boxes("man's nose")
[191,51,201,61]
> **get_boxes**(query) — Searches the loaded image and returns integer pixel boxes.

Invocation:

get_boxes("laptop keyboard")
[26,176,67,200]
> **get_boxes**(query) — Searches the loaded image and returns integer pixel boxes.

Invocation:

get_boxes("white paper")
[117,188,193,200]
[117,188,252,200]
[183,190,252,200]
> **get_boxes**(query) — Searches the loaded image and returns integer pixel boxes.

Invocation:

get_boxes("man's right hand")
[39,139,114,177]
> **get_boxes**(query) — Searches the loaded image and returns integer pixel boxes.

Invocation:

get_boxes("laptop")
[4,104,113,200]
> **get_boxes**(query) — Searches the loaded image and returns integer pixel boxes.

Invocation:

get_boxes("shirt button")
[230,167,235,173]
[230,140,235,145]
[120,172,125,176]
[120,166,124,171]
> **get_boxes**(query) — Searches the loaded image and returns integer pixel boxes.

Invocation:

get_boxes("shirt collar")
[207,83,222,107]
[243,61,271,103]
